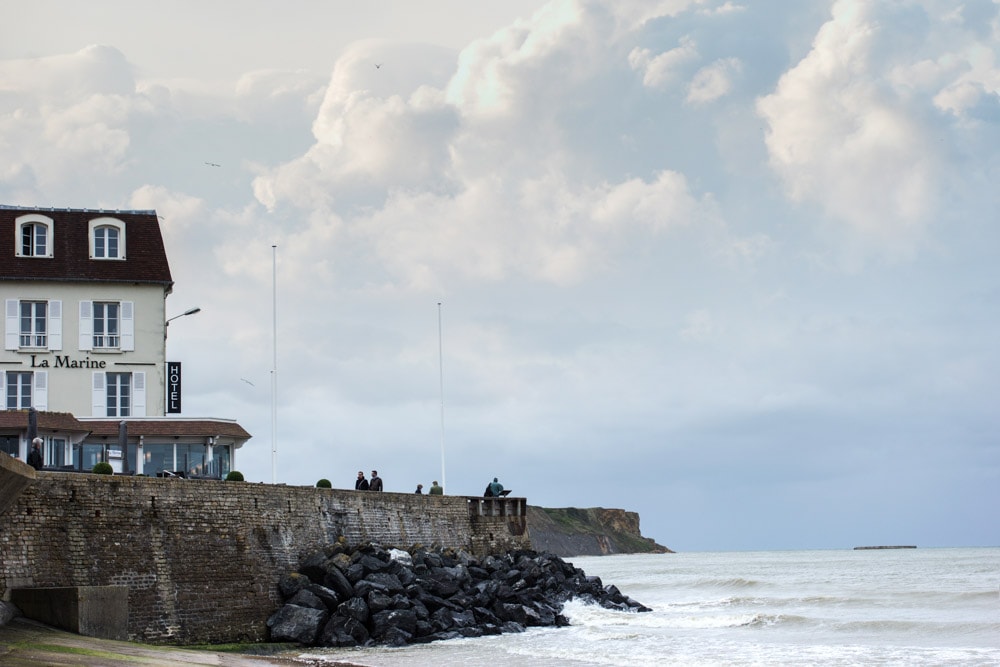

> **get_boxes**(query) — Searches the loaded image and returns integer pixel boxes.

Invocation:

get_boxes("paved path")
[0,617,357,666]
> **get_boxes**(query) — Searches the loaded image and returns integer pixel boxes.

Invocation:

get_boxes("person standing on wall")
[414,484,423,494]
[429,480,443,495]
[369,470,383,492]
[355,471,369,490]
[27,438,44,471]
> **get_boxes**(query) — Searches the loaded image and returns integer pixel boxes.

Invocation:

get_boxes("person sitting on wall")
[27,438,44,471]
[355,471,369,490]
[429,480,443,495]
[484,477,503,497]
[370,470,383,492]
[415,484,423,494]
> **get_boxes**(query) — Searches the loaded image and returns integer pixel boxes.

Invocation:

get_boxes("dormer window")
[89,217,126,260]
[15,214,54,258]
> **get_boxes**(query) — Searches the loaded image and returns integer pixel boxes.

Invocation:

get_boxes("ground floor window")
[176,443,208,476]
[45,437,66,468]
[105,443,138,474]
[75,443,105,471]
[211,445,231,477]
[143,443,173,476]
[141,442,232,478]
[1,435,18,458]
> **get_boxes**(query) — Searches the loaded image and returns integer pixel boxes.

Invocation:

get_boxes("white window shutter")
[132,371,146,416]
[92,372,107,416]
[33,371,48,411]
[79,301,93,351]
[48,300,62,351]
[121,301,134,351]
[4,299,18,350]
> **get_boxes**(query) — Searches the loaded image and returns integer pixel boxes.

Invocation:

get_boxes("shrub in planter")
[316,478,332,488]
[92,462,113,475]
[225,470,245,482]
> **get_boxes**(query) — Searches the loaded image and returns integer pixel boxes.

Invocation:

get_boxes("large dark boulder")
[319,614,370,647]
[337,596,370,624]
[306,583,341,610]
[323,563,355,601]
[277,542,650,649]
[267,604,328,644]
[367,572,405,595]
[277,572,309,598]
[287,589,326,611]
[372,609,418,639]
[366,589,393,614]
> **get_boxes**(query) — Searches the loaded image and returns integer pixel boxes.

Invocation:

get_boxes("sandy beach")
[0,617,357,667]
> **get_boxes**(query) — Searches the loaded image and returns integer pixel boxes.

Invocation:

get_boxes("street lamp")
[165,307,201,338]
[166,307,201,325]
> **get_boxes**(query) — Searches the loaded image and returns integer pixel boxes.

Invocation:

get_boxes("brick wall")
[0,471,530,644]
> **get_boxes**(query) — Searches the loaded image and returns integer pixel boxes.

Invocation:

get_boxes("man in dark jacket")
[355,471,369,490]
[27,438,44,471]
[369,470,383,492]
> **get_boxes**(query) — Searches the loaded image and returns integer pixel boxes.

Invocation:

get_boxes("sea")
[285,547,1000,666]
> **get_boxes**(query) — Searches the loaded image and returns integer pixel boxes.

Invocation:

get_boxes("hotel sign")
[166,361,182,414]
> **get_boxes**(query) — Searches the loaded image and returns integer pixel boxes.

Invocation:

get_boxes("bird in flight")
[375,63,382,69]
[204,162,221,167]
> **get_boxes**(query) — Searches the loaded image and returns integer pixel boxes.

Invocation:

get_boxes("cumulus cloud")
[252,6,717,289]
[629,36,700,89]
[0,46,146,201]
[687,57,742,103]
[756,1,940,243]
[0,44,135,101]
[757,0,1000,247]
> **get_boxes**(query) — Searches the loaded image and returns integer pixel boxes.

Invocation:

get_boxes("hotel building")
[1,205,249,476]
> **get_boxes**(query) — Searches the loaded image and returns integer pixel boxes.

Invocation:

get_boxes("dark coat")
[27,448,43,471]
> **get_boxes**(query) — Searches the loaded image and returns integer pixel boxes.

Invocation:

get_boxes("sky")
[2,0,998,552]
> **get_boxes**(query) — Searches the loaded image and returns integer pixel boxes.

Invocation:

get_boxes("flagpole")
[438,302,446,492]
[271,244,278,484]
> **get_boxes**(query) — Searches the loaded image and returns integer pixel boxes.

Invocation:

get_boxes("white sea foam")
[291,547,1000,667]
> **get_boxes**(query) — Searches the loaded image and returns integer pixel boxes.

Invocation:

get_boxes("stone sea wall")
[0,468,529,644]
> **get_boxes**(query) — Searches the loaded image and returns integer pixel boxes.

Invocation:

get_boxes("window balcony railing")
[19,334,47,348]
[93,335,120,349]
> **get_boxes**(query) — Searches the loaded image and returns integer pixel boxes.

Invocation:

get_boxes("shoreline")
[0,617,360,666]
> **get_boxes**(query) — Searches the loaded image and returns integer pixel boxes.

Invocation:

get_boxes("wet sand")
[0,617,359,666]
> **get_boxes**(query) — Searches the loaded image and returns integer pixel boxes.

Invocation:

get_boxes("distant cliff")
[527,506,673,557]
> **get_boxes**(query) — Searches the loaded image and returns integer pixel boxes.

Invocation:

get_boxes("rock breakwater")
[267,540,651,648]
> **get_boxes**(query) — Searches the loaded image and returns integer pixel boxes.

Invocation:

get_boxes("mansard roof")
[0,411,251,443]
[0,410,89,433]
[0,205,173,289]
[82,418,252,440]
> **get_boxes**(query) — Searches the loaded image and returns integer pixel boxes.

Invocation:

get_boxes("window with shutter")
[92,372,106,416]
[79,301,93,351]
[48,300,62,351]
[33,371,47,411]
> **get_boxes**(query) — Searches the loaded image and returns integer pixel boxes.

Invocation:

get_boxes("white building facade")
[1,205,249,476]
